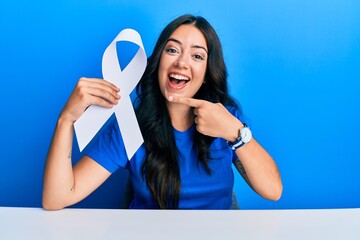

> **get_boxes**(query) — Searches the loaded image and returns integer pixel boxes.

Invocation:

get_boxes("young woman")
[42,14,282,210]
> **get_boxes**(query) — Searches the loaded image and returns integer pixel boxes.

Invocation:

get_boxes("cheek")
[194,64,207,82]
[157,60,167,82]
[158,55,172,78]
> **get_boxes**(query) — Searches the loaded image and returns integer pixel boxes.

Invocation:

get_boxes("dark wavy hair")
[135,14,239,209]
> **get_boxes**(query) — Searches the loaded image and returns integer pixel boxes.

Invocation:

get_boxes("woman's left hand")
[169,96,242,141]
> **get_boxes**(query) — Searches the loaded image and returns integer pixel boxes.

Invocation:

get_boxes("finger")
[77,79,120,100]
[82,77,119,90]
[168,96,204,108]
[91,82,121,99]
[194,108,198,116]
[194,117,199,124]
[87,87,120,105]
[88,95,114,108]
[81,77,120,92]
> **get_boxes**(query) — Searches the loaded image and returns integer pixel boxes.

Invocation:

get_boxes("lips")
[168,73,190,90]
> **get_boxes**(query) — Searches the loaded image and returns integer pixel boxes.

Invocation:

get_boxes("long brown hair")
[135,14,239,208]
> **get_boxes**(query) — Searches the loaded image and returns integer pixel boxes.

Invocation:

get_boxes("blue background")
[1,0,359,209]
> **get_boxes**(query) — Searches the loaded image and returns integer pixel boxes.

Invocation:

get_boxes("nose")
[174,54,189,69]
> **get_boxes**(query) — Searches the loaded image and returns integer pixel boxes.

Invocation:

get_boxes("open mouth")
[168,73,190,89]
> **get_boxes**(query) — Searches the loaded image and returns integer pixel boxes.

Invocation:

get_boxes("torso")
[128,124,235,209]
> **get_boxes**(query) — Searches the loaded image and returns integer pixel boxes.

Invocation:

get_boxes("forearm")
[42,117,76,210]
[42,78,120,210]
[235,138,282,200]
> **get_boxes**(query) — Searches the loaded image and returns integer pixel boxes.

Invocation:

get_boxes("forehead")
[168,24,207,50]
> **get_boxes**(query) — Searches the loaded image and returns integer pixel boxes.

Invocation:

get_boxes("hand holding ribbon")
[74,29,146,159]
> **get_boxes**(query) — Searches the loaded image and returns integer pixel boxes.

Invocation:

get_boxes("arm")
[42,77,120,210]
[233,158,252,189]
[169,96,283,201]
[225,117,282,201]
[233,137,282,201]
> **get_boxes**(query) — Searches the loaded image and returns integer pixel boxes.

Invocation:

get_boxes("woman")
[42,14,282,210]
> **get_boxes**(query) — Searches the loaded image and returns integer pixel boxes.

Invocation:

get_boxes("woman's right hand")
[60,77,120,124]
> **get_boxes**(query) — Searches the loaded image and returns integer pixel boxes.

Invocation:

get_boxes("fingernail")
[169,96,174,101]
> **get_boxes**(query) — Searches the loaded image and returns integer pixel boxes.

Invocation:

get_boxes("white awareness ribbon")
[74,29,146,160]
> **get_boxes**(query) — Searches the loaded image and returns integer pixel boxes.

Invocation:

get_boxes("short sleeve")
[82,115,128,173]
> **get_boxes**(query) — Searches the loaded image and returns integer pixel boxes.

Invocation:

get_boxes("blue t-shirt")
[84,106,241,209]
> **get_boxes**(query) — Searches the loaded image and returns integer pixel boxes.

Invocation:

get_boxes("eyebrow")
[167,38,208,53]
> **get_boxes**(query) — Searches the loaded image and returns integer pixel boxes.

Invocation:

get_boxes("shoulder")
[83,115,128,172]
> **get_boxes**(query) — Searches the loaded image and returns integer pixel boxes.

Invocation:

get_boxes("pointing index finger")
[169,96,204,108]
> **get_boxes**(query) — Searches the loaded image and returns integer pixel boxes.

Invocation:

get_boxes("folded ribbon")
[74,29,146,160]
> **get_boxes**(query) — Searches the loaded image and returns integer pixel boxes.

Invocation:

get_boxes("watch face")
[240,127,252,143]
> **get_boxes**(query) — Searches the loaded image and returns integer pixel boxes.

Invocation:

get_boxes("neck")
[167,102,194,131]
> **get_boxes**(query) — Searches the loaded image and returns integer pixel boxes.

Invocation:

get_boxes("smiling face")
[158,24,208,102]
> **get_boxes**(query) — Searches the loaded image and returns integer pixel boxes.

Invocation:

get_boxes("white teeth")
[170,74,189,81]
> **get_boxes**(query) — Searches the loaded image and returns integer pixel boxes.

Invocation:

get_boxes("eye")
[165,47,178,54]
[193,53,205,61]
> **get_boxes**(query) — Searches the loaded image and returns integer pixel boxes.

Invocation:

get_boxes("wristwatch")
[227,124,252,150]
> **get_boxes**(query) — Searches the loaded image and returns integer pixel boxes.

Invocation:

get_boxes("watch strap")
[227,124,247,151]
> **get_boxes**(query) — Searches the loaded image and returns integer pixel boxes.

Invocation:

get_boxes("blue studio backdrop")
[1,0,359,209]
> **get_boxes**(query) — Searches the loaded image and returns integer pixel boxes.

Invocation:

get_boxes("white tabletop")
[0,207,359,240]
